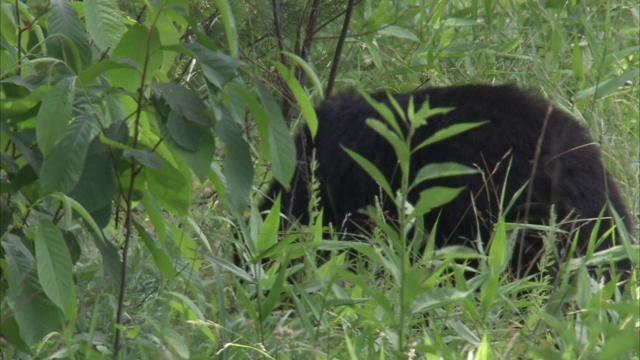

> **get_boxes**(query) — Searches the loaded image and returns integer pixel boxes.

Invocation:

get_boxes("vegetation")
[1,0,638,358]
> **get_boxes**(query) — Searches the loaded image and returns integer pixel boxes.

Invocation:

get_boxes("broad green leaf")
[217,109,253,213]
[108,24,162,91]
[78,59,135,85]
[151,84,215,177]
[152,9,184,73]
[488,217,507,270]
[342,146,393,199]
[36,76,75,156]
[232,84,270,158]
[35,217,73,312]
[0,302,30,353]
[273,62,319,138]
[0,122,41,172]
[145,159,190,215]
[1,85,48,120]
[412,186,466,217]
[123,149,163,170]
[3,235,64,347]
[152,83,210,127]
[414,122,487,152]
[40,113,100,196]
[53,194,122,287]
[257,195,281,253]
[411,162,478,189]
[168,222,201,271]
[188,43,242,88]
[49,0,92,71]
[164,130,215,182]
[1,5,18,46]
[84,0,124,51]
[474,334,494,360]
[255,81,297,189]
[67,134,118,213]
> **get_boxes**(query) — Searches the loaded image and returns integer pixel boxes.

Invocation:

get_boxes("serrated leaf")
[36,76,75,156]
[40,114,100,196]
[35,217,73,312]
[84,0,125,50]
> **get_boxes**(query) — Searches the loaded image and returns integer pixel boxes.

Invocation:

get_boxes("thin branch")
[271,0,287,66]
[301,0,322,63]
[113,9,161,357]
[325,0,355,97]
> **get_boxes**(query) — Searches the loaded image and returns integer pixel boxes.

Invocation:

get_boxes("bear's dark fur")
[263,84,632,277]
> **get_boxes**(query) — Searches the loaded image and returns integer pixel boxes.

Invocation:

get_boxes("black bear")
[263,84,632,278]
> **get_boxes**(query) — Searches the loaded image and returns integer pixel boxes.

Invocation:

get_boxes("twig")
[326,0,355,97]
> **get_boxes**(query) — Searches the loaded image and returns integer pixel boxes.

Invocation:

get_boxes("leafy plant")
[0,0,298,356]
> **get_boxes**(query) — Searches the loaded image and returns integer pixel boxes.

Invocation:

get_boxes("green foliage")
[0,0,296,356]
[0,0,638,358]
